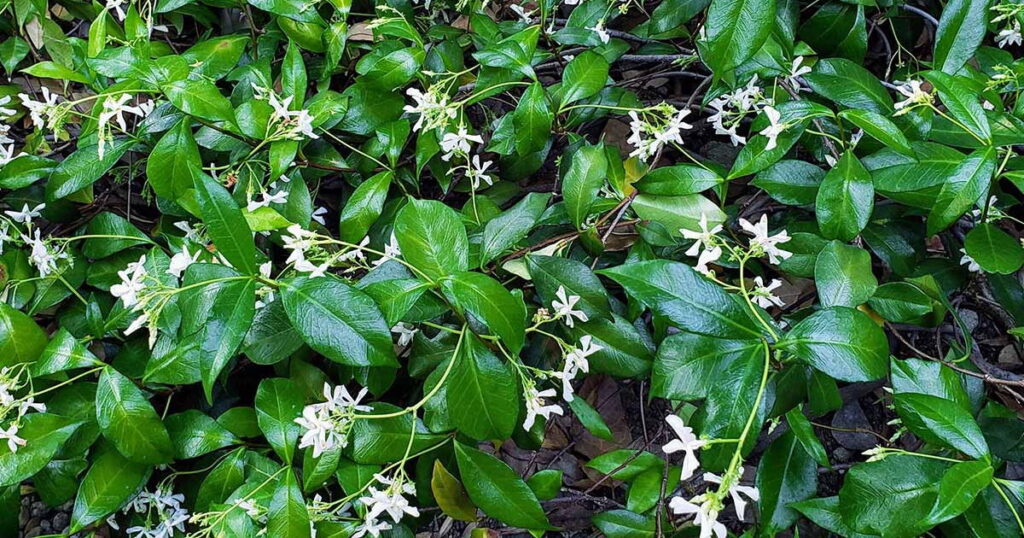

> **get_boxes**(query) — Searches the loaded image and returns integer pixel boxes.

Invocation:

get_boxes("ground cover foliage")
[2,0,1024,536]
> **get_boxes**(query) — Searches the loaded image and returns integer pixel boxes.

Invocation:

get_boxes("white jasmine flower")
[694,245,722,275]
[268,94,294,120]
[136,100,156,117]
[295,406,338,458]
[440,126,483,161]
[295,383,371,457]
[323,383,372,414]
[960,248,981,272]
[662,414,707,480]
[111,255,148,307]
[669,494,726,538]
[106,0,128,20]
[0,96,15,118]
[466,155,494,189]
[751,276,784,308]
[739,214,792,264]
[100,94,145,131]
[17,398,45,417]
[786,56,812,88]
[998,21,1023,48]
[338,236,369,263]
[523,385,563,430]
[373,233,401,267]
[391,322,417,347]
[759,106,784,151]
[19,87,60,130]
[311,206,328,225]
[894,80,933,113]
[291,109,318,139]
[0,424,25,453]
[557,335,602,401]
[295,258,330,278]
[627,106,692,161]
[167,248,199,278]
[173,220,202,242]
[587,19,611,44]
[403,87,457,133]
[352,515,392,538]
[552,285,588,328]
[23,229,63,277]
[680,213,722,258]
[703,471,760,520]
[360,485,420,523]
[5,203,45,224]
[509,4,534,23]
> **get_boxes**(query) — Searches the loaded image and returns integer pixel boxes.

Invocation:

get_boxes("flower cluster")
[294,383,372,457]
[404,86,458,133]
[0,366,46,453]
[108,486,190,538]
[627,103,693,161]
[662,415,760,538]
[2,203,70,278]
[96,93,154,158]
[992,2,1024,48]
[706,75,772,146]
[253,85,318,141]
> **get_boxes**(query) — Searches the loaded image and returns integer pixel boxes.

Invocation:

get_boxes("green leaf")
[454,442,552,530]
[162,78,236,124]
[527,469,563,501]
[838,109,914,157]
[0,413,80,487]
[756,431,818,534]
[752,160,824,206]
[95,367,174,465]
[923,460,993,526]
[587,450,664,480]
[193,173,257,274]
[778,307,888,382]
[562,144,609,230]
[803,58,893,114]
[922,71,991,143]
[592,510,655,538]
[837,455,949,537]
[46,138,135,200]
[568,396,614,442]
[934,0,992,75]
[512,82,553,156]
[0,303,48,367]
[965,223,1024,274]
[338,171,392,243]
[394,198,469,282]
[255,377,304,464]
[32,328,99,377]
[480,193,550,264]
[816,151,873,241]
[635,164,724,196]
[599,260,762,339]
[701,0,776,73]
[785,408,830,467]
[431,459,478,522]
[302,446,340,494]
[653,332,764,400]
[281,276,398,367]
[243,297,305,365]
[164,410,240,459]
[359,47,423,90]
[894,392,989,459]
[446,333,519,440]
[349,403,447,463]
[69,446,150,531]
[269,468,311,538]
[527,255,611,322]
[178,264,256,400]
[867,282,935,324]
[82,212,149,258]
[560,51,609,106]
[180,35,249,80]
[441,272,526,352]
[147,118,201,200]
[814,241,877,308]
[634,194,726,238]
[791,496,876,538]
[196,448,247,511]
[927,146,996,235]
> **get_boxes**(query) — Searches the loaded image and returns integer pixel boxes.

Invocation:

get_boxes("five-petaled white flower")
[786,56,812,89]
[669,494,726,538]
[523,385,563,430]
[751,276,785,308]
[893,80,932,112]
[391,322,417,347]
[681,213,722,259]
[466,155,494,189]
[5,203,45,224]
[19,87,60,130]
[167,247,200,278]
[758,106,785,151]
[703,470,760,520]
[997,20,1023,48]
[557,335,602,401]
[662,414,707,480]
[440,126,483,161]
[739,214,792,265]
[552,285,589,328]
[0,424,25,453]
[960,248,981,273]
